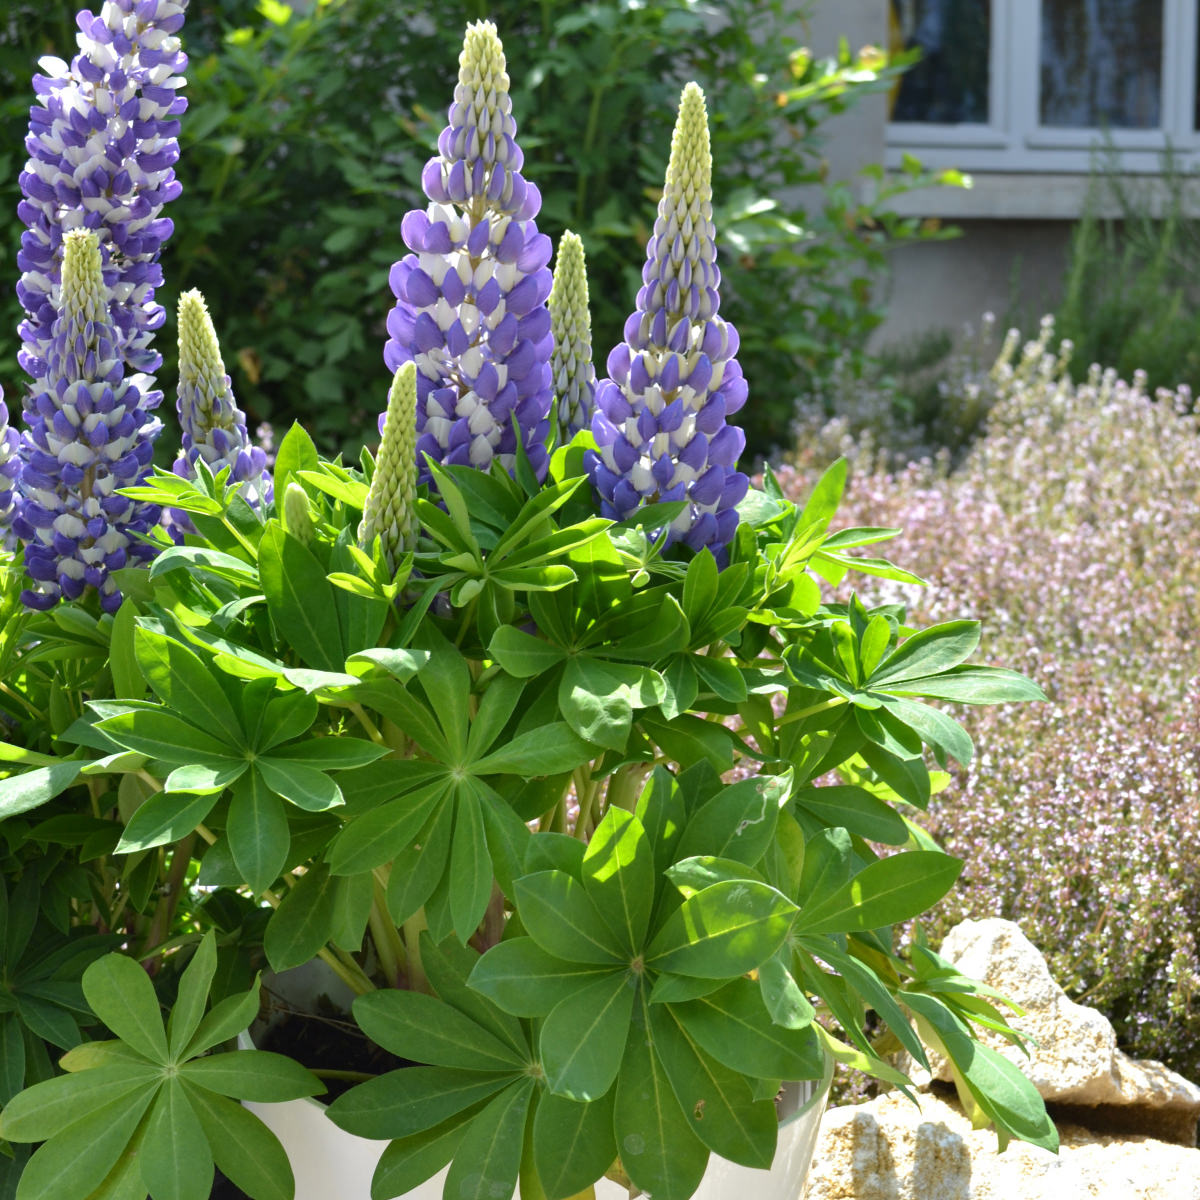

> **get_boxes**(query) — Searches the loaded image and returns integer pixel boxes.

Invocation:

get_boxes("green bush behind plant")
[1,0,957,456]
[1055,148,1200,392]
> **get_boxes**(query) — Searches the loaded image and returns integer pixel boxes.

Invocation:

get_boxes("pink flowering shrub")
[779,327,1200,1082]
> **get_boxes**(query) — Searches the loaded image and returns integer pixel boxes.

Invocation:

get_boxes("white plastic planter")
[239,1030,832,1200]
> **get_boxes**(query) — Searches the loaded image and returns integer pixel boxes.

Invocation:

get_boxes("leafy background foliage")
[0,0,955,457]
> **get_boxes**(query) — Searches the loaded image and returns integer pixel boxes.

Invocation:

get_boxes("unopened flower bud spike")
[548,231,597,443]
[360,362,419,574]
[174,289,271,512]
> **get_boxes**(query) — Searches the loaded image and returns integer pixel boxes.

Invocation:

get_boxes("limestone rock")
[802,1089,1200,1200]
[911,918,1200,1146]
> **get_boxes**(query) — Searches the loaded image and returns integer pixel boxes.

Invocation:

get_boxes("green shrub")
[1055,147,1200,392]
[2,0,958,456]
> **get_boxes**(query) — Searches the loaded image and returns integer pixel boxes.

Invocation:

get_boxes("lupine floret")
[0,395,20,553]
[174,289,270,507]
[548,230,596,442]
[17,0,189,383]
[586,83,748,556]
[360,362,419,572]
[382,20,553,480]
[12,227,162,613]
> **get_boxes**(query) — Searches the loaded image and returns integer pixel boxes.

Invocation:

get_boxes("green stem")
[349,702,387,747]
[142,833,195,964]
[402,910,429,993]
[572,766,600,840]
[369,875,406,988]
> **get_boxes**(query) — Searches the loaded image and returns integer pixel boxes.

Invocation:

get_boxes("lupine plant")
[0,13,1056,1200]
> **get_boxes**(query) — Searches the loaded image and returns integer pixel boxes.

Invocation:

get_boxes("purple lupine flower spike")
[0,393,21,554]
[586,83,749,559]
[13,228,162,614]
[17,0,189,384]
[173,289,271,509]
[383,20,553,480]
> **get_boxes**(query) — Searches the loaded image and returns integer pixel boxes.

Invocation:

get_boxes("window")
[886,0,1200,172]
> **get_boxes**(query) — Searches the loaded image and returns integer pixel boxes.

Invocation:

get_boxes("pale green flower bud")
[359,362,418,572]
[548,230,596,442]
[175,289,270,506]
[282,483,315,546]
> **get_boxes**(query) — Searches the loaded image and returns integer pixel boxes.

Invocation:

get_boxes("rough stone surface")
[907,918,1200,1146]
[801,1090,1200,1200]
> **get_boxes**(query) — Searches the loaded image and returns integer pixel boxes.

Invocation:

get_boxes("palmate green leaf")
[758,950,816,1031]
[184,985,262,1059]
[227,769,290,894]
[82,953,168,1063]
[184,1084,293,1200]
[256,756,344,812]
[258,523,345,672]
[488,625,567,679]
[0,1063,157,1142]
[904,992,1058,1152]
[443,1079,534,1200]
[674,773,790,867]
[141,1077,213,1200]
[371,1109,476,1200]
[255,690,319,751]
[614,995,708,1200]
[648,1003,778,1168]
[386,798,454,926]
[540,970,636,1101]
[581,808,654,954]
[879,695,974,767]
[96,709,242,765]
[167,934,217,1060]
[476,779,533,898]
[327,1066,513,1141]
[413,628,471,760]
[671,978,826,1080]
[354,681,450,759]
[860,742,931,809]
[181,1051,325,1101]
[449,782,493,940]
[468,938,615,1018]
[353,987,526,1074]
[646,880,797,978]
[328,778,449,876]
[639,711,734,773]
[514,872,627,965]
[472,721,596,776]
[13,1086,153,1200]
[420,935,527,1058]
[163,760,247,795]
[273,421,320,504]
[806,940,928,1069]
[794,851,962,935]
[134,627,244,746]
[792,784,908,846]
[263,861,339,972]
[878,666,1046,704]
[265,737,388,770]
[0,762,83,821]
[116,789,221,854]
[532,1089,617,1200]
[868,620,981,686]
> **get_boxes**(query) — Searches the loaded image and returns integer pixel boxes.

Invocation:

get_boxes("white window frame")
[886,0,1200,173]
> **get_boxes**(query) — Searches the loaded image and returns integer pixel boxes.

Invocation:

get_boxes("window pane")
[1040,0,1162,129]
[890,0,991,124]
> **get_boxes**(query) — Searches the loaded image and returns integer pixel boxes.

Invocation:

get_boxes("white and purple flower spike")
[0,393,21,554]
[12,228,163,614]
[585,82,749,560]
[383,20,553,482]
[548,230,596,443]
[17,0,189,384]
[173,289,271,509]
